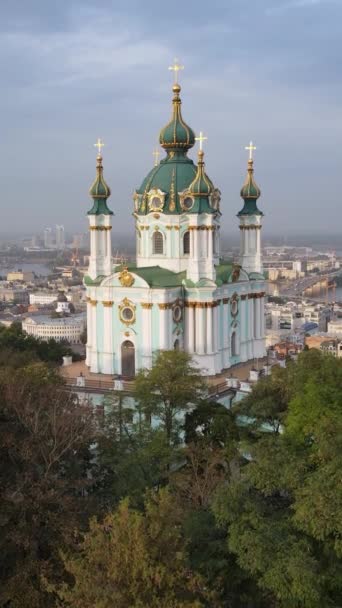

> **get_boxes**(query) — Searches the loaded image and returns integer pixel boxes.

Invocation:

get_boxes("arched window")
[231,332,237,357]
[183,230,190,255]
[152,231,164,255]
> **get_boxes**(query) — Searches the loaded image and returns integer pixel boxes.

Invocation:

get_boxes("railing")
[64,377,230,396]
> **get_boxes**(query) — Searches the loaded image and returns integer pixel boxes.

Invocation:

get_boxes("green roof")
[159,84,195,151]
[88,155,113,216]
[215,262,233,285]
[136,153,216,215]
[124,264,186,288]
[238,158,262,217]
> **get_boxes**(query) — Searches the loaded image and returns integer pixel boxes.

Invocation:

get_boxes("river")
[0,262,51,278]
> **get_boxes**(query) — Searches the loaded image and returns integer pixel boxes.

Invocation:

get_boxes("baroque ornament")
[119,267,135,287]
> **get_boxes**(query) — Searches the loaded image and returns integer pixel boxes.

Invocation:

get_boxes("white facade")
[29,292,59,306]
[22,314,85,343]
[327,319,342,337]
[85,82,267,377]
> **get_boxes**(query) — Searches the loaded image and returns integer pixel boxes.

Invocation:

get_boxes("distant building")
[7,270,34,282]
[56,292,70,314]
[0,287,29,304]
[22,314,85,343]
[327,319,342,338]
[44,227,53,249]
[56,225,65,249]
[29,292,59,306]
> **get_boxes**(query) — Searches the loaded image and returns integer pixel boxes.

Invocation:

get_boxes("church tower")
[238,143,263,274]
[87,141,113,280]
[133,69,221,282]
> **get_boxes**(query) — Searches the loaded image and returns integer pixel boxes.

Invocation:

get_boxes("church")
[85,65,266,377]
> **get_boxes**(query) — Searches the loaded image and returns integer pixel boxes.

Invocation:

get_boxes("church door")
[121,340,135,378]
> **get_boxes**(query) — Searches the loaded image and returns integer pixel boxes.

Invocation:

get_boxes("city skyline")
[1,0,342,235]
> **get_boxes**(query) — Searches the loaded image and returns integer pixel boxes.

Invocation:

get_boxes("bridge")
[279,269,341,303]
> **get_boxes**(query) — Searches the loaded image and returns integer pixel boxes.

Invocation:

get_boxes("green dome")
[240,158,261,199]
[188,150,213,196]
[159,84,195,151]
[88,154,113,216]
[135,84,218,215]
[238,158,263,216]
[135,151,216,215]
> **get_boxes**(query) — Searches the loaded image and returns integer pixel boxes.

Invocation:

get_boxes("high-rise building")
[55,225,65,249]
[44,227,53,249]
[84,74,266,377]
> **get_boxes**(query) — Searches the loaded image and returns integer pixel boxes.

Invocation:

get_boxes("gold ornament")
[119,267,135,287]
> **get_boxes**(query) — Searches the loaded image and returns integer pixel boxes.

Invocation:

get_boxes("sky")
[1,0,342,239]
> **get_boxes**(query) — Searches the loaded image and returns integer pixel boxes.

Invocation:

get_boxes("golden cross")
[195,131,208,151]
[94,138,105,155]
[245,141,257,160]
[152,147,160,166]
[168,58,184,84]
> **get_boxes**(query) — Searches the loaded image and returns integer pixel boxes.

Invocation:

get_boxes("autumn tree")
[55,489,208,608]
[0,362,96,608]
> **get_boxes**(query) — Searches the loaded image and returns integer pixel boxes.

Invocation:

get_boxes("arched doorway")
[121,340,135,378]
[174,338,180,351]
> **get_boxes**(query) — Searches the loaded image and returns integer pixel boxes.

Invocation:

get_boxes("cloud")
[266,0,337,15]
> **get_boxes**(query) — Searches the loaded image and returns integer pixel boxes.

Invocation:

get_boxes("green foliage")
[184,399,239,447]
[213,350,342,607]
[55,489,207,608]
[0,323,73,364]
[135,350,207,442]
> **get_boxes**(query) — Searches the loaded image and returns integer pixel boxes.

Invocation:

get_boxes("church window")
[183,231,190,255]
[153,231,164,255]
[182,196,194,211]
[122,307,134,322]
[149,196,163,211]
[231,332,237,357]
[173,305,182,323]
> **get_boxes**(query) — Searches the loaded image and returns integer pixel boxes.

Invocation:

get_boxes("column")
[260,295,265,337]
[190,229,194,257]
[208,227,213,258]
[240,297,246,360]
[206,305,213,354]
[187,304,195,352]
[193,228,199,260]
[213,305,219,353]
[141,304,152,366]
[159,304,169,350]
[195,305,205,354]
[86,300,92,365]
[90,300,98,372]
[255,297,261,339]
[103,302,113,374]
[248,296,254,359]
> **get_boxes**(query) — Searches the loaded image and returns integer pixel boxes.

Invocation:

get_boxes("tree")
[213,350,342,607]
[0,362,96,608]
[184,399,238,447]
[55,489,208,608]
[135,350,207,443]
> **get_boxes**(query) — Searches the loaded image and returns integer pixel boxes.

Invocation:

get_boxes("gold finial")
[168,58,184,84]
[195,131,208,152]
[94,138,105,156]
[245,141,257,161]
[152,147,160,166]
